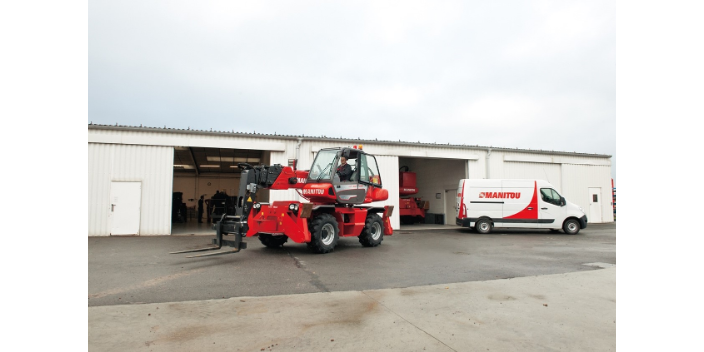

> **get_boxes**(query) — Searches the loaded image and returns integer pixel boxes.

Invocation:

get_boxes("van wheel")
[563,219,580,235]
[475,219,492,234]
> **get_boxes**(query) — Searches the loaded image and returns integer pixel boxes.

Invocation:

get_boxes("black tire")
[258,234,288,248]
[307,213,339,254]
[563,219,581,235]
[359,213,384,247]
[475,218,493,234]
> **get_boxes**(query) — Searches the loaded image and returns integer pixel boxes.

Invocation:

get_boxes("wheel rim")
[479,222,489,231]
[371,222,382,240]
[568,222,578,232]
[321,223,335,245]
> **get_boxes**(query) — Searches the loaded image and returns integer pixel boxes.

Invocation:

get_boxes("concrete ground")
[89,267,615,351]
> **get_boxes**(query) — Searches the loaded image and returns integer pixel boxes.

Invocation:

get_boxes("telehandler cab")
[171,147,394,258]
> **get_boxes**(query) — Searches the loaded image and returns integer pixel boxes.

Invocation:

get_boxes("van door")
[588,188,602,223]
[538,188,563,229]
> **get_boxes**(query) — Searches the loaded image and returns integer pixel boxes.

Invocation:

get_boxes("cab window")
[309,149,337,181]
[540,188,562,206]
[359,154,382,187]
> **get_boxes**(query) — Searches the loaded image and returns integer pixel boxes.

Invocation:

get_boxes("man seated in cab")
[335,156,353,181]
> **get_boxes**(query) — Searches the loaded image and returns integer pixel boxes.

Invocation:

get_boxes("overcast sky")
[89,0,615,181]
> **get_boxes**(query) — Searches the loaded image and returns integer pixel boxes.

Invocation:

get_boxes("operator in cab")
[336,156,353,181]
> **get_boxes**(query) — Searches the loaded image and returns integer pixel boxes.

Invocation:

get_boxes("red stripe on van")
[459,180,466,219]
[503,181,538,219]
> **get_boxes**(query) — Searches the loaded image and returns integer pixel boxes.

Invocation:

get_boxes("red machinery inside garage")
[399,166,429,224]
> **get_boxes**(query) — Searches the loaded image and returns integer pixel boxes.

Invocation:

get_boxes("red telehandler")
[171,147,394,257]
[398,166,428,224]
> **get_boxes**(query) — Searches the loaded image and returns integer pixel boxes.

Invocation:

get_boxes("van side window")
[540,188,561,206]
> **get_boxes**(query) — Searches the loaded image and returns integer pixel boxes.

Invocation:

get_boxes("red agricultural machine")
[171,147,394,257]
[398,166,429,224]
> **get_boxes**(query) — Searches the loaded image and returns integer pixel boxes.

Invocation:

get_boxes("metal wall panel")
[268,150,301,203]
[503,161,563,192]
[373,155,400,229]
[88,143,173,236]
[561,164,614,223]
[88,128,613,231]
[89,129,288,151]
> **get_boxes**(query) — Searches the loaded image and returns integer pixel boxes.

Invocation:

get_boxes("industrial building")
[88,124,613,236]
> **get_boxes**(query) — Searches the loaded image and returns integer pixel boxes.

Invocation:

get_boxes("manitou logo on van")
[302,189,324,195]
[479,192,521,199]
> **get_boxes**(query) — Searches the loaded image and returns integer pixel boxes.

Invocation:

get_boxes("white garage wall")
[561,164,614,223]
[88,143,173,236]
[88,127,615,236]
[503,161,563,192]
[373,155,400,230]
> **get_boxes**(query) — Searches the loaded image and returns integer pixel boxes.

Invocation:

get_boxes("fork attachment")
[169,214,248,258]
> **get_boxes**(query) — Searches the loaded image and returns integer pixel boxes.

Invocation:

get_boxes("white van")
[455,179,587,234]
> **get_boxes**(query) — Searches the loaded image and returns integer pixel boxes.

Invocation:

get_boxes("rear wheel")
[307,213,339,253]
[359,213,384,247]
[475,218,492,234]
[563,219,581,235]
[258,234,288,248]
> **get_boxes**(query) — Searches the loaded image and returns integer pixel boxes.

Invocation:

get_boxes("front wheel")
[359,213,384,247]
[563,219,581,235]
[475,219,493,234]
[307,214,339,254]
[258,234,288,248]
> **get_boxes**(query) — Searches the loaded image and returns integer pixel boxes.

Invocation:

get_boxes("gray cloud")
[89,0,615,181]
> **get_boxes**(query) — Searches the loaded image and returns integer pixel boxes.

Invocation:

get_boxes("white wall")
[88,143,173,236]
[88,128,614,237]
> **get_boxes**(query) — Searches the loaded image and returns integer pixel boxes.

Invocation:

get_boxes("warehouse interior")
[172,147,270,224]
[399,157,467,225]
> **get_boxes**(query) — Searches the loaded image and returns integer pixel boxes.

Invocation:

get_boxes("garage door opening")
[398,157,468,227]
[171,146,271,235]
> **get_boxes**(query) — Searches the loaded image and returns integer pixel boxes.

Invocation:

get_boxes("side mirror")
[560,197,566,206]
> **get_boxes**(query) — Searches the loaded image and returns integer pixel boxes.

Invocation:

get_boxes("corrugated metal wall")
[88,143,173,236]
[503,161,563,192]
[561,164,614,223]
[88,128,614,234]
[372,155,400,229]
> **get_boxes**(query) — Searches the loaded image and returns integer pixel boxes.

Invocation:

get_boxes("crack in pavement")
[284,248,329,292]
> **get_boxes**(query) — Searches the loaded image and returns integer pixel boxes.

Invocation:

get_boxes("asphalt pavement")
[88,223,616,351]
